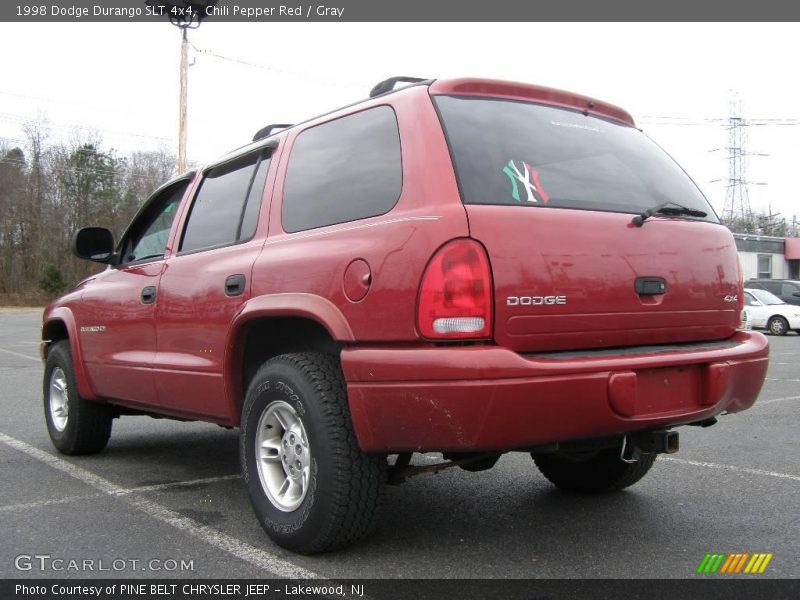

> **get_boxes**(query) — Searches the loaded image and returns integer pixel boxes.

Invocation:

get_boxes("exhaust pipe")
[621,430,679,463]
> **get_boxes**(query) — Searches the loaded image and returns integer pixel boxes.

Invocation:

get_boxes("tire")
[43,340,113,455]
[767,316,789,336]
[532,446,656,493]
[240,352,386,554]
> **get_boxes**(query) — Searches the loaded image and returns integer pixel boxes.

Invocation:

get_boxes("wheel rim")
[49,367,69,432]
[770,318,786,335]
[255,400,311,512]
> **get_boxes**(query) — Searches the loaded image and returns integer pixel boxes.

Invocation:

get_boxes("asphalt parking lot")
[0,308,798,580]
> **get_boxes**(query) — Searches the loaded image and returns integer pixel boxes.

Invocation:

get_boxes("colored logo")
[696,552,773,574]
[501,160,549,204]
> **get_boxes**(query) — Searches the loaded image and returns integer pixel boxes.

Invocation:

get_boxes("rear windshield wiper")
[632,201,707,227]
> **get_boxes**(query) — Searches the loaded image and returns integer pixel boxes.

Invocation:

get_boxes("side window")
[180,151,270,253]
[123,180,189,265]
[743,292,755,306]
[782,283,798,297]
[282,106,402,233]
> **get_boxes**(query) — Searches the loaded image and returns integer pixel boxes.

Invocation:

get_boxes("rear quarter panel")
[254,87,468,341]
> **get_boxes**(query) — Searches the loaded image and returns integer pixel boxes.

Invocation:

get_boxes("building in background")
[734,233,800,280]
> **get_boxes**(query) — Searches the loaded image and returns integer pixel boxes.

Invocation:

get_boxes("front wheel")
[532,446,656,493]
[768,316,789,336]
[240,353,386,554]
[43,341,113,455]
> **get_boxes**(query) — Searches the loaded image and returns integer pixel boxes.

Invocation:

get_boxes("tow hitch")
[621,430,679,463]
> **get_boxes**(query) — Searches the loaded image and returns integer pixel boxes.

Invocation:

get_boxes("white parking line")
[766,377,800,383]
[0,493,103,513]
[0,348,39,362]
[0,432,319,579]
[116,474,241,495]
[757,394,800,406]
[660,457,800,483]
[0,475,243,513]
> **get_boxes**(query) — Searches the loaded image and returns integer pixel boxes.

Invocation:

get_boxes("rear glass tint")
[435,96,716,220]
[282,106,402,233]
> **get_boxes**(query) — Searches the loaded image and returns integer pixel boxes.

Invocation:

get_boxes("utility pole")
[178,27,189,173]
[146,1,218,174]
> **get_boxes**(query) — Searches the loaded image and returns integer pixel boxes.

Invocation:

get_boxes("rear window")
[434,96,716,220]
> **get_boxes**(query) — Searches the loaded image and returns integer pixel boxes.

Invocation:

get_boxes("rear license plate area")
[636,365,701,415]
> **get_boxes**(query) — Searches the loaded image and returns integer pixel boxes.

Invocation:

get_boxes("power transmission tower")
[718,92,767,232]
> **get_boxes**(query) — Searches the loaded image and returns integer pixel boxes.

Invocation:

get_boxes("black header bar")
[1,0,798,22]
[4,579,800,600]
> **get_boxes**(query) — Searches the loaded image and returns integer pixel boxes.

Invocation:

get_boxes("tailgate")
[467,205,740,352]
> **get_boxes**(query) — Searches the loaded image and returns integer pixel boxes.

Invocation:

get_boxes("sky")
[0,22,798,221]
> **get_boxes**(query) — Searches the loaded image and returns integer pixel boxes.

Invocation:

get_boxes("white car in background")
[743,288,800,336]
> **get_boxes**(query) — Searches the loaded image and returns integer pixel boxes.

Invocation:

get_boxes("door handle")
[225,274,246,297]
[635,277,667,295]
[141,286,157,304]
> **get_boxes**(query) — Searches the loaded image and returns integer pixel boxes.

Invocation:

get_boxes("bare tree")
[0,119,177,302]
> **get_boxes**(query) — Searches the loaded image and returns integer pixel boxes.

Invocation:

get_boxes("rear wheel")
[43,341,113,455]
[240,352,386,554]
[532,446,656,493]
[768,316,789,336]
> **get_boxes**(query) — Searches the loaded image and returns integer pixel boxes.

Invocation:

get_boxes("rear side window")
[181,152,270,253]
[434,96,716,221]
[282,106,402,233]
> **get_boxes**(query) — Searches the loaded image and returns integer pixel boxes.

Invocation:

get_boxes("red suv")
[41,77,769,554]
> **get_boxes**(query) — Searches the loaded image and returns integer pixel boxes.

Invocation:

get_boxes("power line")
[188,41,367,92]
[639,114,800,124]
[0,89,166,122]
[0,113,175,144]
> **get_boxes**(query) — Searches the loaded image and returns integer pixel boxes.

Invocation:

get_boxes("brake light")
[417,239,493,339]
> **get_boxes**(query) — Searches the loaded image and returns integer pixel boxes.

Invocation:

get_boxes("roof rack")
[369,76,427,98]
[252,123,294,142]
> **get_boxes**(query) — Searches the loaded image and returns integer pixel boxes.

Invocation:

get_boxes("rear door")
[434,94,739,352]
[153,148,275,418]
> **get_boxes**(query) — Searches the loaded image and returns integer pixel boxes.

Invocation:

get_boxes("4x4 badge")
[502,160,549,204]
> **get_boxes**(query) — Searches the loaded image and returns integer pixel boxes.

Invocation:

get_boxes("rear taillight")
[417,239,493,340]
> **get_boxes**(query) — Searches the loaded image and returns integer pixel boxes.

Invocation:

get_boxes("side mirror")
[750,299,763,307]
[72,227,115,263]
[793,291,800,298]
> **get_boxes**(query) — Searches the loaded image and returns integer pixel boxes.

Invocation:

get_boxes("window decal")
[501,160,549,204]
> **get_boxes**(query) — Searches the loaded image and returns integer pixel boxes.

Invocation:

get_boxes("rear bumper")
[341,331,769,452]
